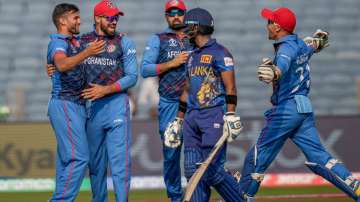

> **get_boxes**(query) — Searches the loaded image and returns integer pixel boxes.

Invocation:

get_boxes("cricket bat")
[183,128,229,202]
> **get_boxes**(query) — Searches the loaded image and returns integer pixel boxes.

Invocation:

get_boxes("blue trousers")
[87,93,131,202]
[48,98,89,202]
[240,99,353,197]
[183,106,244,202]
[158,97,183,201]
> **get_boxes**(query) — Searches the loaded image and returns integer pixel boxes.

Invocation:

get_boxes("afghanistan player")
[140,0,192,201]
[238,7,360,202]
[166,8,246,202]
[47,3,105,202]
[80,1,138,202]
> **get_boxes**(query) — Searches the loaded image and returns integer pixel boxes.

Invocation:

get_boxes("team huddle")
[46,0,360,202]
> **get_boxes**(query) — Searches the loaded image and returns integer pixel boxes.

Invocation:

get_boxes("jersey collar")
[273,34,297,45]
[50,33,72,40]
[194,38,216,52]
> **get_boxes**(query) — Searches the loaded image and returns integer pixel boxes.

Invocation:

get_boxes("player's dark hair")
[198,25,214,35]
[52,3,79,28]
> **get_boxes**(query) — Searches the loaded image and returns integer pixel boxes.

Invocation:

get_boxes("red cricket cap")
[261,7,296,33]
[165,0,186,12]
[94,0,124,17]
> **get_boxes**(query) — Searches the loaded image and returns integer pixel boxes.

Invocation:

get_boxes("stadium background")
[0,0,360,201]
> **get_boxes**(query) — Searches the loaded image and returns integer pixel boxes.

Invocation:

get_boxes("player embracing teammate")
[47,1,137,202]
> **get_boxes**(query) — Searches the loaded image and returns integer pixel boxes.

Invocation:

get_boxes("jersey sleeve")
[275,44,294,74]
[140,34,160,78]
[215,48,235,72]
[114,36,138,92]
[47,39,68,64]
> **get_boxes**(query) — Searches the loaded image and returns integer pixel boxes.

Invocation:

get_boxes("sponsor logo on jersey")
[214,123,220,128]
[127,48,136,55]
[200,54,212,64]
[107,44,116,53]
[168,38,178,47]
[224,57,234,66]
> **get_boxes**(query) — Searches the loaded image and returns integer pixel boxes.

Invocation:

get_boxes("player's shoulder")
[211,40,233,58]
[48,34,68,49]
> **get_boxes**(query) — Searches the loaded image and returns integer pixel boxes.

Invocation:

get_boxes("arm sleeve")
[115,36,138,92]
[275,45,293,74]
[140,34,160,78]
[216,48,235,72]
[48,39,68,64]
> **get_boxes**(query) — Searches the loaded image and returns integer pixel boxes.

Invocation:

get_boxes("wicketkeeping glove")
[223,112,243,142]
[304,29,329,53]
[164,117,183,148]
[257,58,280,84]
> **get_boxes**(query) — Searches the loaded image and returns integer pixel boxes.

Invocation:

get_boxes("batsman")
[238,7,360,202]
[166,8,246,202]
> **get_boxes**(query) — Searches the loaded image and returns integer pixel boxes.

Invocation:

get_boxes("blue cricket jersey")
[271,34,315,105]
[47,34,85,104]
[141,28,193,100]
[186,38,235,109]
[80,31,137,92]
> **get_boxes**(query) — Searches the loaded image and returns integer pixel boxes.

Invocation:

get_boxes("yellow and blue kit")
[183,38,245,202]
[47,33,89,202]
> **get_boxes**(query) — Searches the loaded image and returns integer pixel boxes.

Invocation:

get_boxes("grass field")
[0,186,354,202]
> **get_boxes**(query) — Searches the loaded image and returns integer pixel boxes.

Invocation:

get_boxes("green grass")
[0,186,353,202]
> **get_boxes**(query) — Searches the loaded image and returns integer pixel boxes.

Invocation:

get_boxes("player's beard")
[170,19,185,31]
[101,22,117,36]
[70,24,80,35]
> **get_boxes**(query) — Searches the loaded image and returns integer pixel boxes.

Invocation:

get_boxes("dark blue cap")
[184,8,214,27]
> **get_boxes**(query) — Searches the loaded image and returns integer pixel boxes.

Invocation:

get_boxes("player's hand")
[170,52,189,68]
[81,83,111,101]
[257,58,279,84]
[85,39,106,56]
[164,117,183,148]
[304,29,329,53]
[46,64,55,77]
[223,112,243,142]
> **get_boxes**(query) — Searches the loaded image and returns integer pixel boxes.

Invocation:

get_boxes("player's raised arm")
[53,39,105,72]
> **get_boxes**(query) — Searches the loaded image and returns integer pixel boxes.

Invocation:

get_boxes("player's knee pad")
[305,161,358,200]
[184,147,202,180]
[204,164,225,186]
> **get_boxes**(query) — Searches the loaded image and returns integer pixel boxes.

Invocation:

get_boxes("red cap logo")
[261,7,296,33]
[94,0,124,17]
[165,0,186,12]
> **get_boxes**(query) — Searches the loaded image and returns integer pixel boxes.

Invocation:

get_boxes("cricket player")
[166,8,246,202]
[238,7,360,202]
[47,3,105,202]
[140,0,192,201]
[80,1,138,202]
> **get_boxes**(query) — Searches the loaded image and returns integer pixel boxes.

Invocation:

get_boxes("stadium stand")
[0,0,359,121]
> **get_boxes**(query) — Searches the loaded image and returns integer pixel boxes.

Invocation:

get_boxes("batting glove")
[164,117,183,148]
[304,29,329,53]
[257,58,280,84]
[223,112,243,142]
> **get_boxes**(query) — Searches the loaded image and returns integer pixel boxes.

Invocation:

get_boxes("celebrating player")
[47,3,105,202]
[166,8,246,202]
[140,0,192,201]
[80,1,138,202]
[238,7,360,202]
